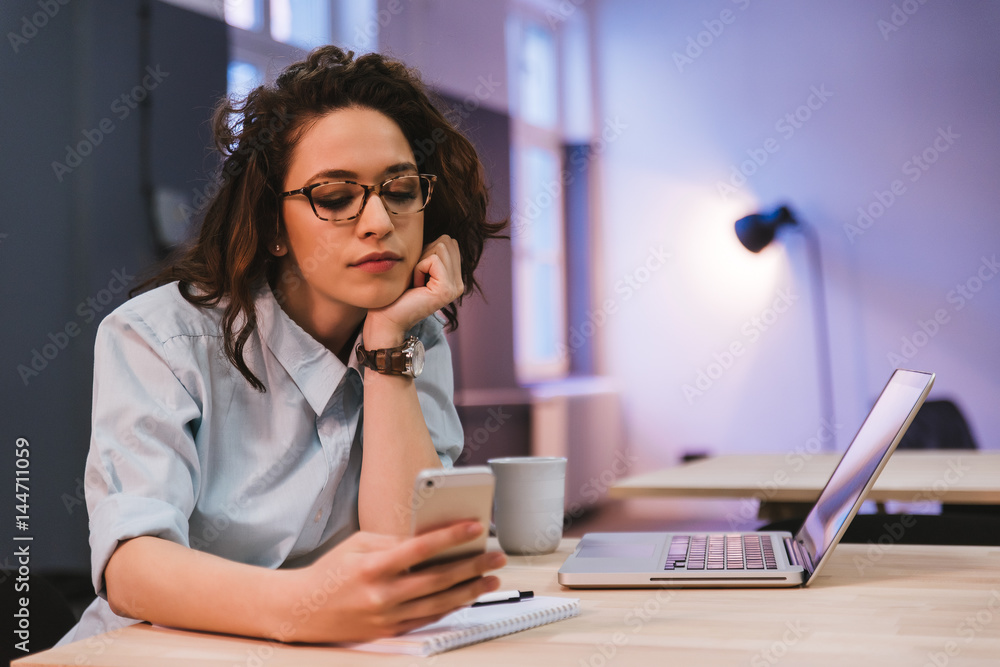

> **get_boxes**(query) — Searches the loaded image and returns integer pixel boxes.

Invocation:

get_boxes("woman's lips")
[351,257,401,274]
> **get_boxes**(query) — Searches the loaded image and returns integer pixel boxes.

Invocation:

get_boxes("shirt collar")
[254,286,363,415]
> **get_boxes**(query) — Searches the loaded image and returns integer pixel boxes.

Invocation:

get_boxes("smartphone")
[410,466,495,567]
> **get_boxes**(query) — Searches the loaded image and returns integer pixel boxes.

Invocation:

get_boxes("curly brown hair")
[136,46,507,391]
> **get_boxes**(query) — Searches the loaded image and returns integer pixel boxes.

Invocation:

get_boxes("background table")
[15,538,1000,666]
[611,451,1000,519]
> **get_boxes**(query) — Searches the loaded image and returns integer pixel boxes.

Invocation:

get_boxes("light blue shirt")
[59,282,462,644]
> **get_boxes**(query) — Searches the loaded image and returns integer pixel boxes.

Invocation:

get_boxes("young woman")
[59,46,508,645]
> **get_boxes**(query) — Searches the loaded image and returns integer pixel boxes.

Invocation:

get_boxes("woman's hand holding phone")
[282,522,505,643]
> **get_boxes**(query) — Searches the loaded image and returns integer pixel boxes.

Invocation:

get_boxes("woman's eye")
[384,191,417,203]
[315,196,355,210]
[313,185,360,213]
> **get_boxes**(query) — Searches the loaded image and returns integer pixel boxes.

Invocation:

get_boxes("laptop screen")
[794,369,934,576]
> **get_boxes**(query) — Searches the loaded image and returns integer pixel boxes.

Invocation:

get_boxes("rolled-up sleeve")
[413,316,464,467]
[85,310,203,598]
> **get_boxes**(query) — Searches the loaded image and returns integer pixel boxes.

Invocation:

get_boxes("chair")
[893,399,996,516]
[896,399,977,451]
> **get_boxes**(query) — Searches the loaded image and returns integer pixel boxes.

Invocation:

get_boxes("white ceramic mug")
[487,456,567,555]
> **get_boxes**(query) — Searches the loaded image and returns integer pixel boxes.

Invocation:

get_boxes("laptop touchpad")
[578,542,657,558]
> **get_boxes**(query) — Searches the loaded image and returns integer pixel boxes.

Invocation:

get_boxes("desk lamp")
[735,205,836,450]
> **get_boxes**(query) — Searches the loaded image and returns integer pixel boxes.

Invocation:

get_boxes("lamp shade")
[735,205,798,253]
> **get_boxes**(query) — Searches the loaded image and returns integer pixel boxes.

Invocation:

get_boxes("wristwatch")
[355,336,425,378]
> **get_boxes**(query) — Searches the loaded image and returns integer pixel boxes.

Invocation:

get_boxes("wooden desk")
[16,539,1000,666]
[611,451,1000,506]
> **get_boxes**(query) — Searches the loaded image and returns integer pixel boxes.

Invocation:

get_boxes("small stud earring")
[274,243,282,253]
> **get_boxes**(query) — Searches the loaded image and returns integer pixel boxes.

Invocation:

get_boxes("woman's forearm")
[356,236,465,535]
[105,535,298,641]
[105,527,505,644]
[358,370,443,534]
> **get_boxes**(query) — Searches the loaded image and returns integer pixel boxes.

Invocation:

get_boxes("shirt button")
[314,509,322,522]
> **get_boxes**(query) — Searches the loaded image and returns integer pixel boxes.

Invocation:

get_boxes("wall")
[378,0,510,115]
[1,0,226,571]
[592,0,1000,469]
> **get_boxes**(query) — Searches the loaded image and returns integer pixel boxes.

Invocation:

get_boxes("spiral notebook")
[341,596,580,656]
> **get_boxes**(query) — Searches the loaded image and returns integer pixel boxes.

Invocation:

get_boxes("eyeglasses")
[279,174,437,222]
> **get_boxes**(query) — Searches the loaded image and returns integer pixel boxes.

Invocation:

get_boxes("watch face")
[407,338,425,377]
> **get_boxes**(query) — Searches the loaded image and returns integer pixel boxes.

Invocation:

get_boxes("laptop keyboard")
[663,534,779,571]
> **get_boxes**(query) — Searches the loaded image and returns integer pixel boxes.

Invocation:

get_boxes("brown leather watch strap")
[374,347,403,373]
[357,343,404,373]
[356,337,423,377]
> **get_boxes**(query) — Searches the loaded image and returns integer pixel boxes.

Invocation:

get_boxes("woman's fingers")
[403,549,506,594]
[394,521,486,571]
[388,573,502,629]
[414,235,464,300]
[364,522,507,615]
[385,549,507,622]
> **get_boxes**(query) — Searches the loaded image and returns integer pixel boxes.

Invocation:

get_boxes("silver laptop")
[558,369,935,588]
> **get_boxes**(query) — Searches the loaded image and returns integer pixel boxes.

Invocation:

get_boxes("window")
[508,12,568,382]
[224,0,376,94]
[227,60,263,99]
[223,0,262,31]
[518,23,558,130]
[269,0,331,50]
[513,145,567,375]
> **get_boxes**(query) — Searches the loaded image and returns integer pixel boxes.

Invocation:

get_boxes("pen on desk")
[472,590,534,607]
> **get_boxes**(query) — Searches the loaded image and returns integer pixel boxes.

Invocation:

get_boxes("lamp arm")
[800,223,837,449]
